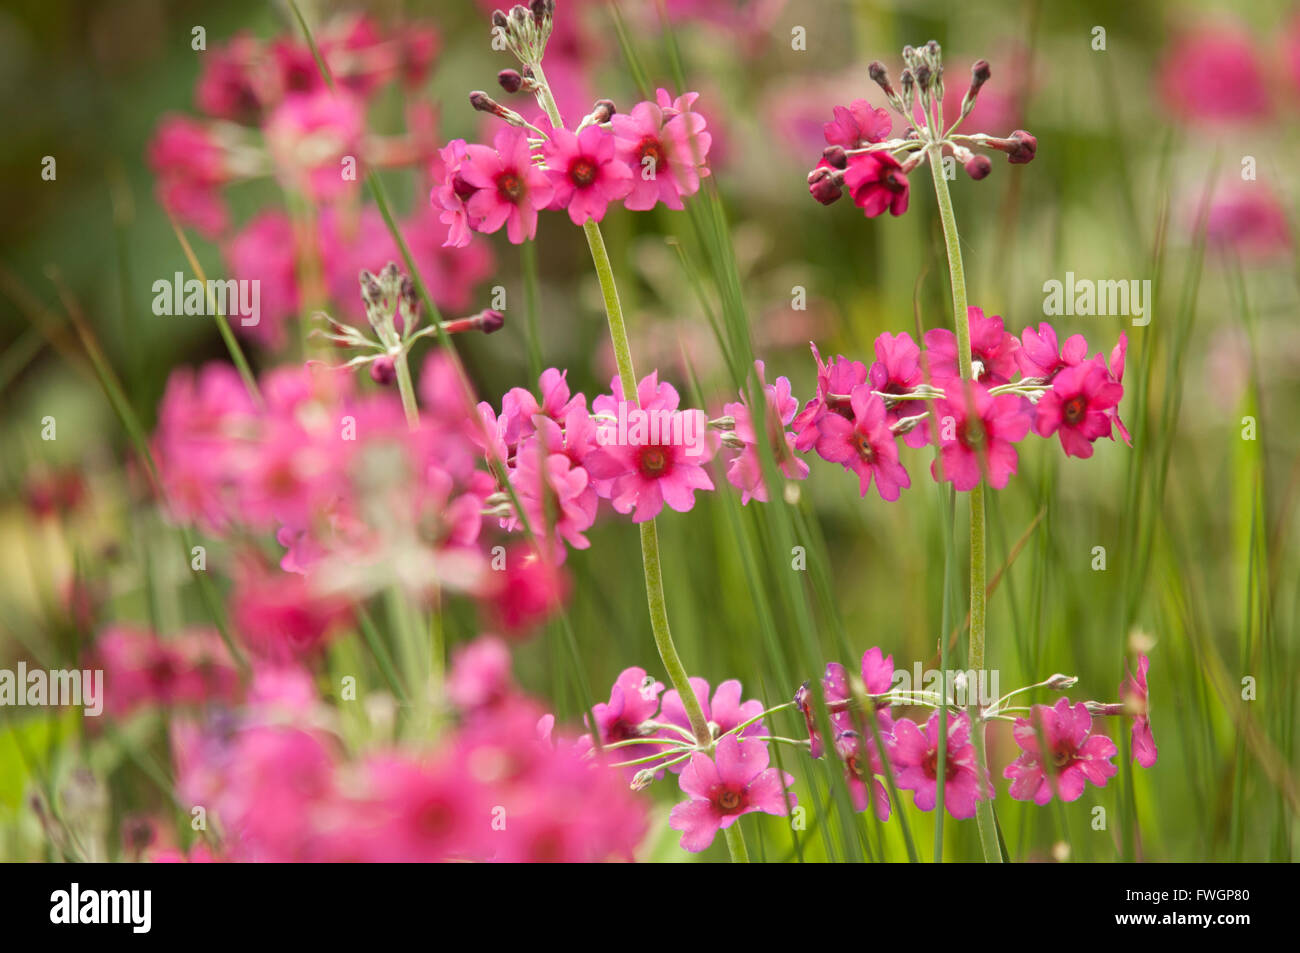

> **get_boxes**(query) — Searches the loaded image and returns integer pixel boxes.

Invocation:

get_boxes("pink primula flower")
[930,381,1030,491]
[460,127,555,243]
[542,124,634,224]
[669,735,796,852]
[889,711,992,819]
[1004,698,1119,805]
[814,384,910,501]
[1121,654,1158,769]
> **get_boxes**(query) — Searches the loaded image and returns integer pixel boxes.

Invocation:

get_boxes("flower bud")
[497,68,523,93]
[590,98,616,124]
[821,144,847,169]
[370,356,397,386]
[1006,129,1037,164]
[964,154,992,180]
[868,60,895,97]
[807,166,842,205]
[969,59,991,93]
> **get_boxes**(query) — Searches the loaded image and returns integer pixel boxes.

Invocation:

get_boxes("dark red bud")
[822,145,848,169]
[498,69,523,93]
[1007,129,1037,164]
[808,167,843,205]
[964,154,992,180]
[370,356,397,386]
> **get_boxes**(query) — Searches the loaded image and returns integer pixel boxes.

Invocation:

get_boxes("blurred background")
[0,0,1297,862]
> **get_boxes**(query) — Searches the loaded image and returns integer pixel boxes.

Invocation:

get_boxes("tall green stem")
[530,62,712,752]
[928,144,1001,863]
[580,218,711,750]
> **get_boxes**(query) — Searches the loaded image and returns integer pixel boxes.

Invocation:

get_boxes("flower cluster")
[793,647,1158,820]
[578,668,794,852]
[807,42,1036,216]
[141,638,646,862]
[791,315,1129,497]
[435,1,712,245]
[146,14,494,350]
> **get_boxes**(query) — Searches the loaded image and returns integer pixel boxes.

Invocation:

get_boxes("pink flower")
[658,678,768,772]
[152,362,259,532]
[814,384,910,501]
[147,115,230,237]
[433,139,475,248]
[223,211,300,349]
[791,343,867,453]
[482,543,571,637]
[461,127,555,243]
[611,89,712,211]
[229,560,353,662]
[669,735,796,852]
[542,124,634,225]
[86,625,240,716]
[930,381,1030,491]
[823,99,891,148]
[1034,360,1122,458]
[889,711,991,819]
[195,32,265,123]
[1158,24,1271,124]
[1121,654,1158,769]
[447,636,513,712]
[585,377,715,521]
[924,307,1020,384]
[506,431,598,554]
[585,667,665,779]
[1004,698,1118,804]
[1015,322,1088,380]
[843,152,909,217]
[722,361,809,504]
[869,331,929,448]
[264,89,364,201]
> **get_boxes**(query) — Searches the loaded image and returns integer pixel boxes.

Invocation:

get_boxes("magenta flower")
[1015,322,1088,380]
[584,390,715,522]
[506,433,598,555]
[669,735,796,852]
[924,307,1020,384]
[147,115,230,237]
[1004,698,1119,805]
[930,381,1030,491]
[833,730,892,821]
[843,152,909,217]
[1106,333,1132,445]
[1034,360,1122,459]
[587,666,664,753]
[722,361,809,504]
[791,344,868,453]
[461,127,555,243]
[658,677,768,772]
[264,89,364,201]
[869,331,929,447]
[1120,654,1158,769]
[823,99,892,149]
[542,124,634,225]
[434,138,475,248]
[814,384,910,501]
[1158,23,1272,124]
[889,711,991,819]
[224,211,300,350]
[611,89,712,211]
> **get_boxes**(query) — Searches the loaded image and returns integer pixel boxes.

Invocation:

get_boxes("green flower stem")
[928,143,1001,863]
[526,60,712,754]
[581,219,711,751]
[393,350,420,430]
